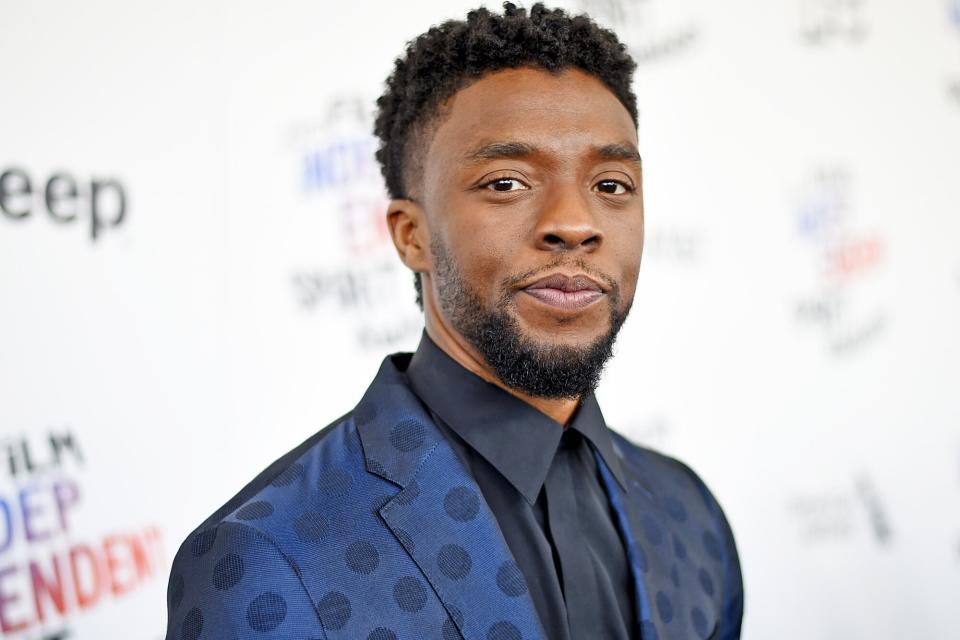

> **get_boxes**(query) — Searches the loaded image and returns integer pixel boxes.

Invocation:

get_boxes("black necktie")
[544,427,597,638]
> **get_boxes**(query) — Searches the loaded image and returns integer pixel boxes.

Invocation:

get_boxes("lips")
[522,273,605,311]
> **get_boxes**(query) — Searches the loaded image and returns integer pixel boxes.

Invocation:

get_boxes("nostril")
[544,233,564,246]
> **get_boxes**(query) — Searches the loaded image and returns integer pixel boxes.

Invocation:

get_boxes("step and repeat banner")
[1,0,958,638]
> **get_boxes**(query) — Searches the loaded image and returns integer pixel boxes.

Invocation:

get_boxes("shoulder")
[607,427,730,519]
[607,428,745,639]
[165,410,362,639]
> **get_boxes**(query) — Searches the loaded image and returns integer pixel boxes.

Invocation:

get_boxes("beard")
[430,233,632,400]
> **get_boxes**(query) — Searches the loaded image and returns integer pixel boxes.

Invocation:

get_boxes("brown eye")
[595,180,630,195]
[485,178,527,192]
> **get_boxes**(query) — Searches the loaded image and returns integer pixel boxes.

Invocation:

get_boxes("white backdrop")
[1,1,959,638]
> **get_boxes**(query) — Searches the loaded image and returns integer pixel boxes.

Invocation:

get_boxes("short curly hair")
[373,1,638,309]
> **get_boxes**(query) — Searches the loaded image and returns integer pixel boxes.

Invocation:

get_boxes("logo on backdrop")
[284,96,422,350]
[787,474,893,546]
[0,168,127,241]
[575,0,700,64]
[0,429,163,636]
[799,0,868,45]
[949,0,960,107]
[644,227,702,264]
[792,165,887,356]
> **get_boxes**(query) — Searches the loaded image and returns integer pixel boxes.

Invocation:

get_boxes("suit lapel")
[356,356,546,640]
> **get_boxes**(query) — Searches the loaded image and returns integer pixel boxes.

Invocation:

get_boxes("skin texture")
[387,66,644,425]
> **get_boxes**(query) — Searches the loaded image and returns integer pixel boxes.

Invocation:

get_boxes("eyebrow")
[596,143,643,167]
[461,140,642,167]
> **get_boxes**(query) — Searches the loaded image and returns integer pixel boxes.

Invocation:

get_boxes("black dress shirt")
[406,332,637,640]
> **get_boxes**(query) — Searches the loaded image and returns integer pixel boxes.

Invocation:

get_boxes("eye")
[594,179,632,195]
[482,177,529,192]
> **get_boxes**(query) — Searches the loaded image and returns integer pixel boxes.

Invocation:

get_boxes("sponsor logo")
[0,430,163,636]
[575,0,699,64]
[793,166,887,356]
[644,227,702,263]
[799,0,867,45]
[949,2,960,106]
[0,168,127,241]
[788,474,892,545]
[284,96,422,350]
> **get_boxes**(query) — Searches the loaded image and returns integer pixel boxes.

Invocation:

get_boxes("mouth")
[521,272,606,311]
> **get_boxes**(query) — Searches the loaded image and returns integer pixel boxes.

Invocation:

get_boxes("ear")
[386,198,431,276]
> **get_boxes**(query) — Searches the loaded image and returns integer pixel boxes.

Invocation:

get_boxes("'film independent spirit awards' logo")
[0,430,164,638]
[792,166,887,356]
[950,0,960,105]
[285,96,423,351]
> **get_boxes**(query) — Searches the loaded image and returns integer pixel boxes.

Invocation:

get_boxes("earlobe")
[386,199,431,275]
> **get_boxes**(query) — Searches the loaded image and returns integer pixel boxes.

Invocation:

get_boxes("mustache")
[501,258,619,297]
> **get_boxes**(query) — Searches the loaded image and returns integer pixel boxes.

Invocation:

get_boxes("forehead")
[424,66,637,168]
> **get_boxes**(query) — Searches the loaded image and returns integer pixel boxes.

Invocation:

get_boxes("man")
[164,3,743,639]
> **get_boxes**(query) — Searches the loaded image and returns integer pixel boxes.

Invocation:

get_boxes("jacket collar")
[405,331,628,504]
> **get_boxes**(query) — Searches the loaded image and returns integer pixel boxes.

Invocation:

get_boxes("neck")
[422,303,581,427]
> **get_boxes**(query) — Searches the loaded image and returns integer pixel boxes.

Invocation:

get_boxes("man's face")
[417,66,644,397]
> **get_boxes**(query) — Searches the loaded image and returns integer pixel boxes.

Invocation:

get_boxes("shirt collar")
[405,331,628,504]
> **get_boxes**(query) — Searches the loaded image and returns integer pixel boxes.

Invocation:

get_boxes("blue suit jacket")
[165,353,743,640]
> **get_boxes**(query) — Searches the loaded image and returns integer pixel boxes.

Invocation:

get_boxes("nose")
[533,184,603,253]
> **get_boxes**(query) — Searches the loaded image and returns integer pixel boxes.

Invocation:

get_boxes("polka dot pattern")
[293,512,328,544]
[318,467,353,498]
[672,534,687,560]
[182,607,203,640]
[698,567,715,596]
[212,553,244,590]
[393,576,427,613]
[166,369,735,640]
[656,590,674,624]
[271,463,304,487]
[346,540,380,575]
[487,620,521,640]
[367,627,398,640]
[443,486,479,522]
[236,500,273,521]
[437,544,472,580]
[703,530,723,562]
[190,528,217,557]
[247,591,287,632]
[496,561,527,597]
[661,495,688,522]
[442,618,461,640]
[390,418,426,452]
[317,590,352,630]
[692,607,710,638]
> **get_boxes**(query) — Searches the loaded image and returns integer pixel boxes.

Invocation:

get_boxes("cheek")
[441,199,523,294]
